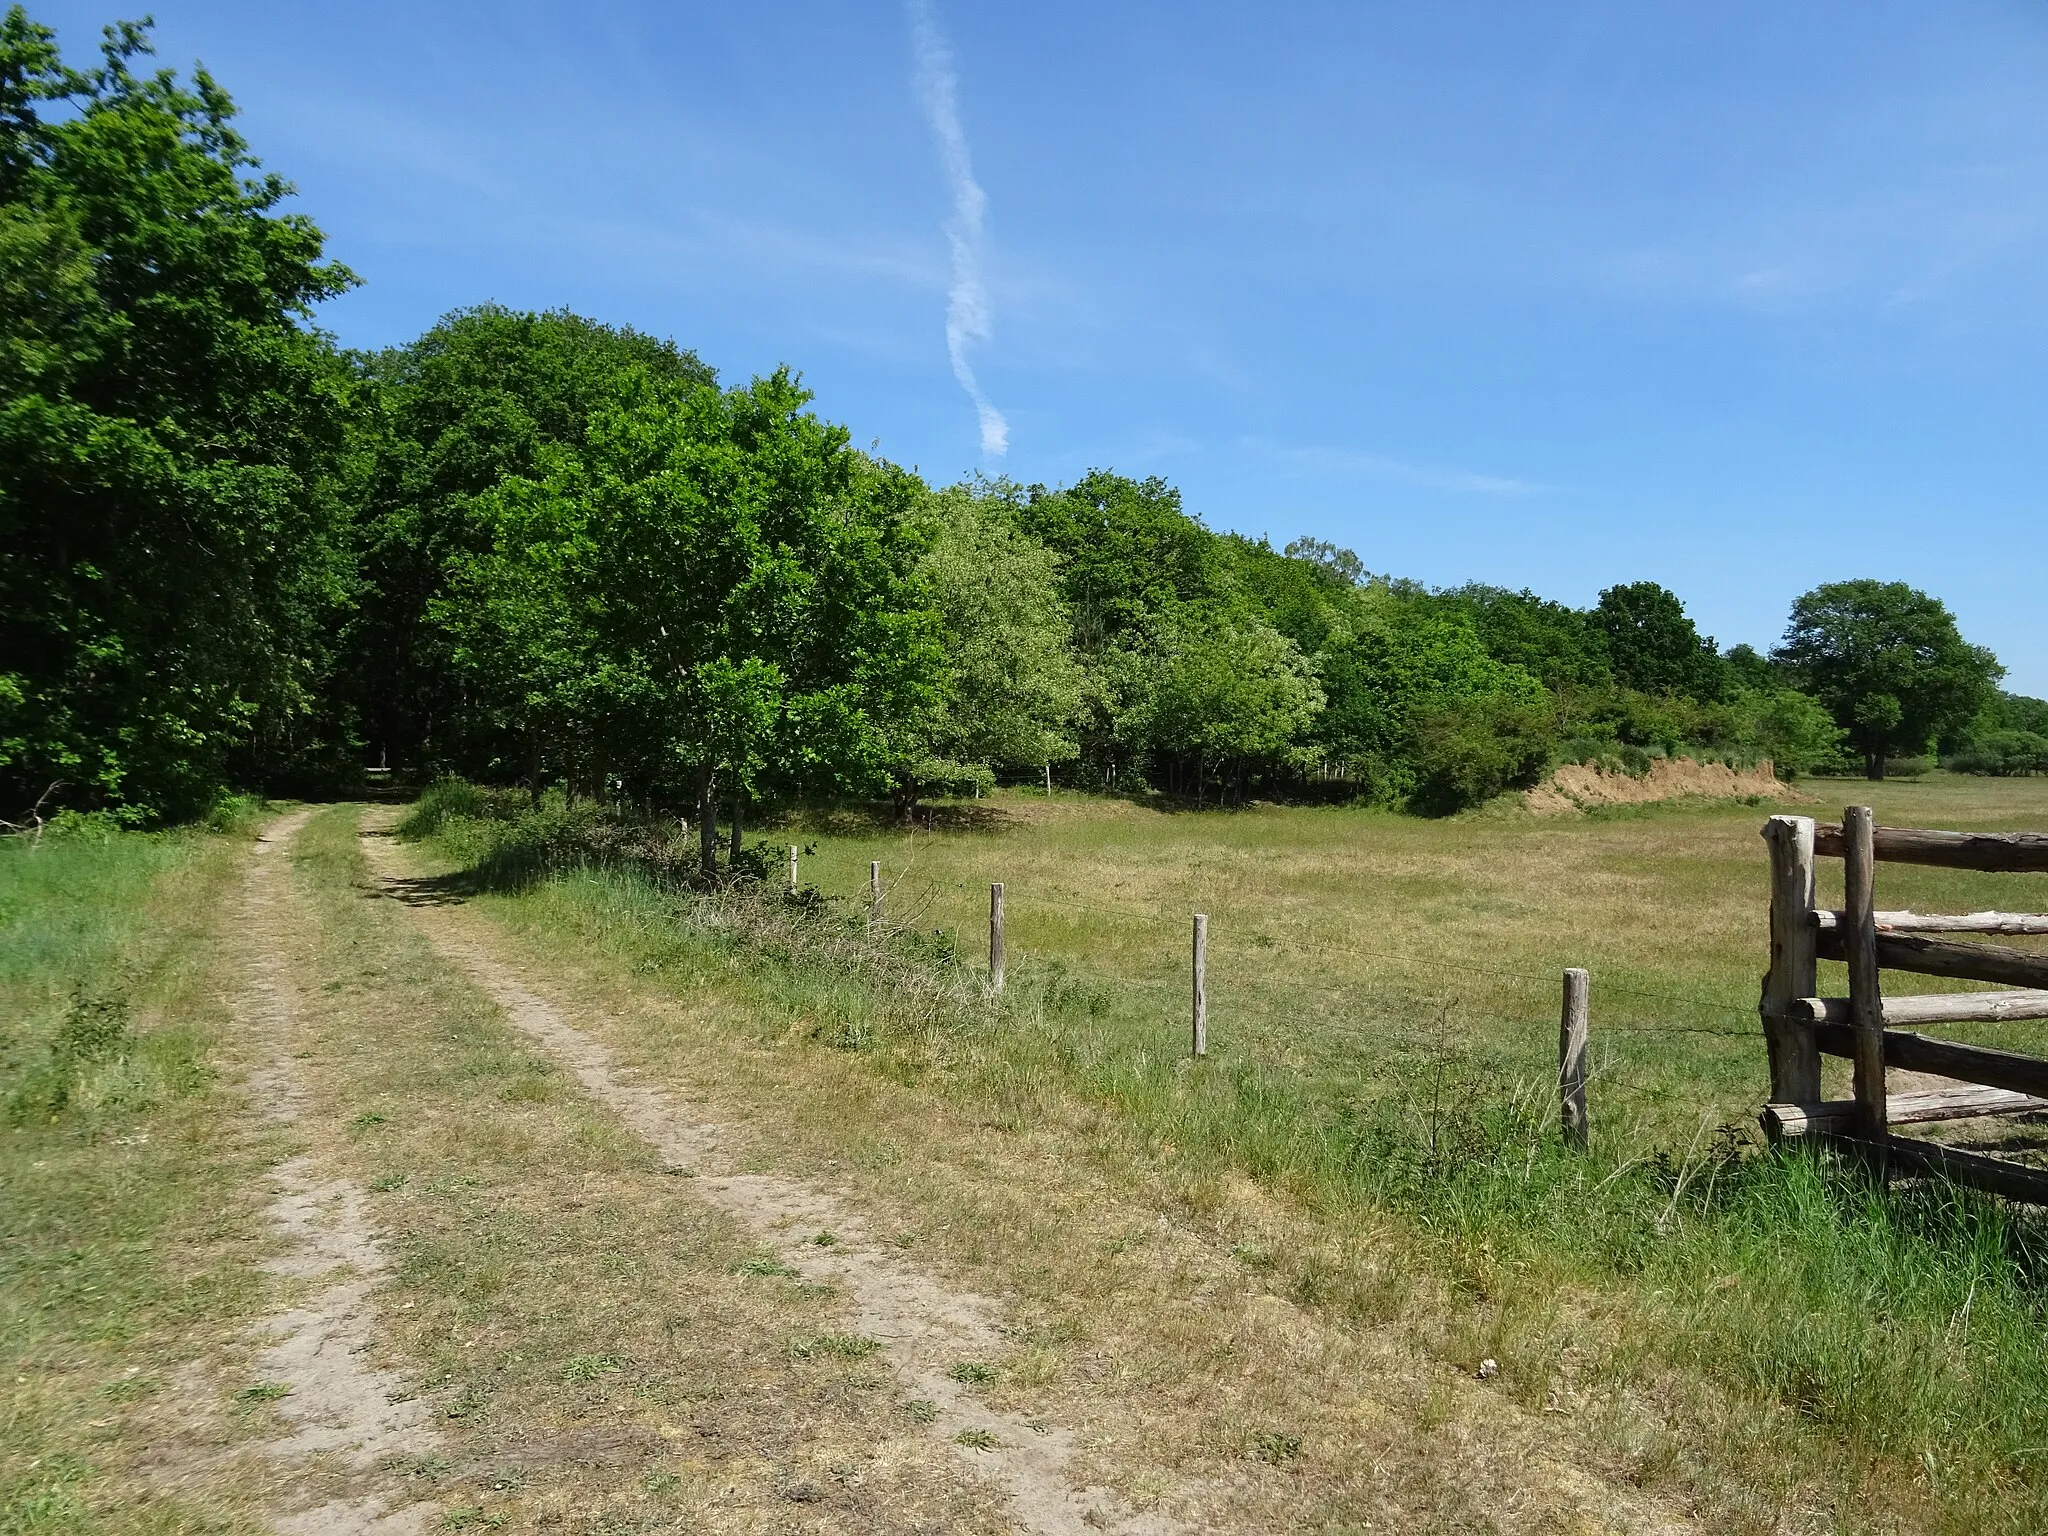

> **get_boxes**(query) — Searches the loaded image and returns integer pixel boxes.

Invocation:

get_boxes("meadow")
[13,778,2048,1530]
[404,771,2048,1531]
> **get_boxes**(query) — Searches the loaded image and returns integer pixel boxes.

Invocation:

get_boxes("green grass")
[402,774,2048,1530]
[0,809,275,1534]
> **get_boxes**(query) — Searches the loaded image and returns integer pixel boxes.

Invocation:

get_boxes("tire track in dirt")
[358,823,1179,1536]
[238,810,441,1535]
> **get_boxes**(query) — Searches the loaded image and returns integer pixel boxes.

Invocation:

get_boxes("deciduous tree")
[1773,580,2001,779]
[0,9,355,818]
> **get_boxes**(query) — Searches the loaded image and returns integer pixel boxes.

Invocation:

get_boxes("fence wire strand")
[845,864,2048,1045]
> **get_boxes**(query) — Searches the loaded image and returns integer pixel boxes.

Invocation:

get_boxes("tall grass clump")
[0,818,230,1125]
[409,787,2048,1526]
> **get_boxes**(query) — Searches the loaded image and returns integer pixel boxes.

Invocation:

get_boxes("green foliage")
[1721,642,1780,693]
[339,304,715,779]
[1439,584,1612,691]
[1943,693,2048,777]
[1774,580,2002,779]
[1948,731,2048,778]
[1720,687,1847,779]
[0,9,356,820]
[1016,470,1220,647]
[1317,606,1552,808]
[1128,613,1325,800]
[1409,694,1556,815]
[895,483,1083,809]
[442,369,943,828]
[1595,581,1725,700]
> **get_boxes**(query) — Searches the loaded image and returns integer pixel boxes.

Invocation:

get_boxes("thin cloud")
[908,0,1007,457]
[1248,438,1540,496]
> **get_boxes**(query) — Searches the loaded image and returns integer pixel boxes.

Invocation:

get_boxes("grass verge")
[0,804,275,1534]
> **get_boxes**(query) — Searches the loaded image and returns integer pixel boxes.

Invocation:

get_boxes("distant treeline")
[2,12,2037,829]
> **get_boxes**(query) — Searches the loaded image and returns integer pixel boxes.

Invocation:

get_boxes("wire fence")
[780,842,2048,1145]
[853,866,1764,1037]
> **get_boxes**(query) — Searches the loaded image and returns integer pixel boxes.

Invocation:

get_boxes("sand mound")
[1525,756,1794,816]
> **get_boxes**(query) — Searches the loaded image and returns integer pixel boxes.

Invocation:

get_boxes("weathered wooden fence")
[1759,808,2048,1202]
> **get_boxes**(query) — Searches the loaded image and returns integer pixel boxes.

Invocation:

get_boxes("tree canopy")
[1595,581,1723,700]
[1,8,355,819]
[1774,580,2001,779]
[2,9,2023,831]
[446,368,942,860]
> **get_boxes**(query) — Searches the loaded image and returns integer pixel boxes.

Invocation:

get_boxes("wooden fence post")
[1844,805,1888,1139]
[869,860,882,933]
[989,882,1005,994]
[1191,913,1208,1057]
[1044,762,1053,797]
[1559,967,1590,1149]
[1760,814,1821,1104]
[789,845,799,893]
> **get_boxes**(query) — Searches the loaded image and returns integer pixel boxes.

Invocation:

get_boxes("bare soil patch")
[234,809,441,1534]
[1526,757,1795,816]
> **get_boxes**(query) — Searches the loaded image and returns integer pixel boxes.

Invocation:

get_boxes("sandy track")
[239,810,440,1535]
[358,822,1178,1536]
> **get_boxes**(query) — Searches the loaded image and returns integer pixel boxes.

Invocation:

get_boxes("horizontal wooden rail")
[1812,909,2048,936]
[1813,823,2048,873]
[1813,1022,2048,1099]
[1764,1085,2048,1139]
[1815,928,2048,990]
[1832,1131,2048,1206]
[1775,990,2048,1027]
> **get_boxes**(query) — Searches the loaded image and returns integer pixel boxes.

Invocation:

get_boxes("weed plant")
[403,782,2048,1527]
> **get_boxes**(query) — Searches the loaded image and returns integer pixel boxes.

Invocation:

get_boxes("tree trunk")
[529,738,544,806]
[1866,750,1886,781]
[696,769,719,878]
[894,779,920,825]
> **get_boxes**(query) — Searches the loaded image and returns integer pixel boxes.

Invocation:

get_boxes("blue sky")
[40,1,2048,689]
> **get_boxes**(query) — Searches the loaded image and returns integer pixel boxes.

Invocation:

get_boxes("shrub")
[1946,730,2048,777]
[1409,696,1556,815]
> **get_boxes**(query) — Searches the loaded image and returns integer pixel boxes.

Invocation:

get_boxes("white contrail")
[908,0,1007,457]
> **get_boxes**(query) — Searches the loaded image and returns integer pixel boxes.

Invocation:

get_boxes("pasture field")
[401,772,2048,1533]
[796,774,2048,1149]
[11,778,2048,1532]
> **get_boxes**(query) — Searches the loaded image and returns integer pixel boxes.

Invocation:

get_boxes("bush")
[397,777,518,839]
[1946,730,2048,777]
[1409,696,1556,815]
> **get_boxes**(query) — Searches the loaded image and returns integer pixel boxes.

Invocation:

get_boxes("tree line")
[2,12,2035,840]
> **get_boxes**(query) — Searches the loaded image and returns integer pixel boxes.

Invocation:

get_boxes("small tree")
[1134,615,1324,803]
[1773,580,2001,779]
[893,486,1084,816]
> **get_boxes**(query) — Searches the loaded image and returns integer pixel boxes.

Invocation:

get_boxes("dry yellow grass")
[370,775,2048,1532]
[18,776,2048,1531]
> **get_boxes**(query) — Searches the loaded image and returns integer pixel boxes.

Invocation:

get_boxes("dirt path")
[237,810,441,1535]
[356,821,1177,1536]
